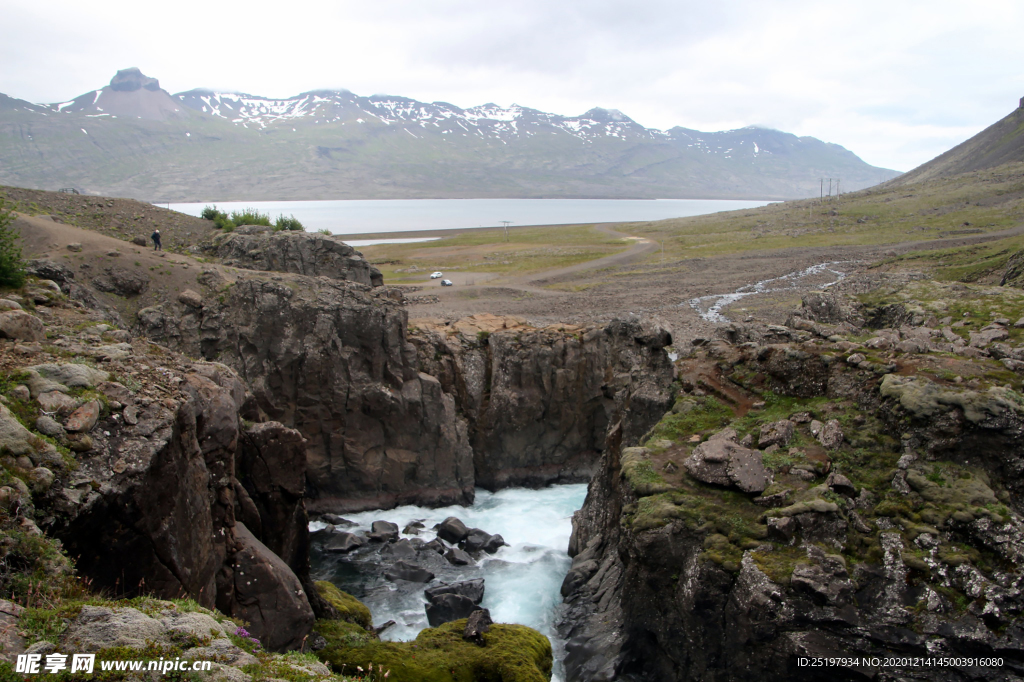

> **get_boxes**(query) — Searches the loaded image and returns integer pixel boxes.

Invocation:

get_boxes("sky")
[2,0,1021,172]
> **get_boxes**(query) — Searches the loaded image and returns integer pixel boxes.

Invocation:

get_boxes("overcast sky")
[3,0,1021,172]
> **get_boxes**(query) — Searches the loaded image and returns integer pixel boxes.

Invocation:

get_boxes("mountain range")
[0,68,900,202]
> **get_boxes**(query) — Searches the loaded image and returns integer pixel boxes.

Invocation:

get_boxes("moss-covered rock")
[315,581,372,630]
[315,617,553,682]
[880,374,1024,423]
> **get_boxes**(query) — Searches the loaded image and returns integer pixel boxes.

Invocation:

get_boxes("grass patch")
[644,396,732,444]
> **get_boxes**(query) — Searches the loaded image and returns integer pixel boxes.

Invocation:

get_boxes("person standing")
[152,229,162,251]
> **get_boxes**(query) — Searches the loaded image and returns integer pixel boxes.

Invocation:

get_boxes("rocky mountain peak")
[581,107,633,123]
[109,67,161,93]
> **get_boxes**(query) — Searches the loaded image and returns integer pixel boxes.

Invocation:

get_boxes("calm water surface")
[168,198,772,236]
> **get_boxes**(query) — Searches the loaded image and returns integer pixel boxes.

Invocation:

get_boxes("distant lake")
[166,198,772,237]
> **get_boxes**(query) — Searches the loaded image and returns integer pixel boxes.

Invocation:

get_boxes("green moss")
[761,447,806,472]
[316,581,373,630]
[644,396,732,443]
[730,391,831,437]
[701,533,742,572]
[751,546,810,584]
[620,449,671,497]
[315,618,552,682]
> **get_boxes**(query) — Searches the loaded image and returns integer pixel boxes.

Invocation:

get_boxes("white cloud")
[1,0,1022,171]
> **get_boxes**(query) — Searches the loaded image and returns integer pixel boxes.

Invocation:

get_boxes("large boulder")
[64,401,100,433]
[0,404,42,458]
[425,593,478,627]
[384,561,434,583]
[461,528,505,554]
[464,608,493,645]
[425,579,484,605]
[228,524,314,651]
[0,310,44,342]
[424,580,485,627]
[369,520,400,542]
[816,419,844,450]
[436,517,471,544]
[381,538,417,560]
[324,532,365,553]
[758,420,795,449]
[27,363,109,391]
[445,547,474,565]
[684,431,772,493]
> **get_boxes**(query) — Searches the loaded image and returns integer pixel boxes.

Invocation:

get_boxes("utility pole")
[828,178,832,201]
[500,220,511,242]
[820,179,823,205]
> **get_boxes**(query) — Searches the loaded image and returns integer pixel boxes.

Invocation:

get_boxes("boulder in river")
[368,520,399,542]
[425,579,486,626]
[426,579,485,605]
[324,532,365,553]
[423,539,446,554]
[381,538,417,560]
[436,516,471,544]
[426,593,478,627]
[384,561,434,583]
[445,546,474,566]
[320,513,354,527]
[461,529,506,554]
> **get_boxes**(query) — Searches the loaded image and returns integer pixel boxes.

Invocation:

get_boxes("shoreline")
[333,220,622,242]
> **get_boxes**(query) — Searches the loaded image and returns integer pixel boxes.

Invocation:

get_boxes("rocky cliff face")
[410,314,674,490]
[0,287,317,652]
[560,304,1024,681]
[136,275,674,512]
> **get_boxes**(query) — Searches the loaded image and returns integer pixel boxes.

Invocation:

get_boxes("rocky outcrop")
[137,277,475,512]
[206,229,383,287]
[43,359,315,651]
[560,330,1024,681]
[136,278,674,511]
[0,288,317,652]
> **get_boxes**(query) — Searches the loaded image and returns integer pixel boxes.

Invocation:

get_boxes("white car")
[441,279,454,286]
[430,271,443,279]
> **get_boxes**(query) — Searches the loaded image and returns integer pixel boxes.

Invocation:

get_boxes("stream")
[309,484,588,681]
[687,260,853,322]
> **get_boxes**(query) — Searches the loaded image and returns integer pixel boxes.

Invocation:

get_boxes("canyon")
[1,100,1024,678]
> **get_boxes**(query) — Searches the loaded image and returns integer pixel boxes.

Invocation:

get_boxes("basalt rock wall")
[136,277,675,512]
[22,352,316,652]
[559,334,1024,681]
[410,315,675,490]
[138,277,475,513]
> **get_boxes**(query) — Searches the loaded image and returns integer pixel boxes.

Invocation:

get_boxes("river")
[309,484,588,681]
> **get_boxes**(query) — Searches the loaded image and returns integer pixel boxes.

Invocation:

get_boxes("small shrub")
[0,199,26,288]
[229,208,272,227]
[274,214,304,231]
